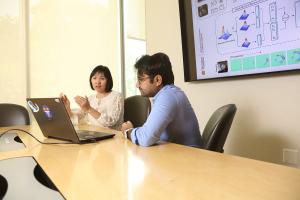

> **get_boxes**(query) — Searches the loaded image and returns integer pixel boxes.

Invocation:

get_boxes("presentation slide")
[191,0,300,80]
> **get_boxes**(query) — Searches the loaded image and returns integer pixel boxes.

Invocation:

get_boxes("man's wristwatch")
[124,128,133,140]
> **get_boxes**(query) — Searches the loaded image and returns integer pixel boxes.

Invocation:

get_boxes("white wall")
[29,0,121,107]
[145,0,300,167]
[125,0,145,40]
[0,0,121,109]
[0,0,27,106]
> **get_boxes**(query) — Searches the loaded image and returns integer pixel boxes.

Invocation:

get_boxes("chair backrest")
[0,103,30,127]
[124,95,151,127]
[201,104,237,153]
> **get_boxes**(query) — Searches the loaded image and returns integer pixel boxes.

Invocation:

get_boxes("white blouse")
[72,91,124,130]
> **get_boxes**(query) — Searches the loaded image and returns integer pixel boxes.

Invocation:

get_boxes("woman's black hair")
[89,65,113,92]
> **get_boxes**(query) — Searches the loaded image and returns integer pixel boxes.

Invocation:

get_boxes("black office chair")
[201,104,237,153]
[0,103,30,127]
[124,95,151,127]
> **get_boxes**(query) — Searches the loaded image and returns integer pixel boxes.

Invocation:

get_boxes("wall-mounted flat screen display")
[179,0,300,81]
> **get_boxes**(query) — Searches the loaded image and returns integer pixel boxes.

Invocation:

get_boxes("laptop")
[26,97,115,144]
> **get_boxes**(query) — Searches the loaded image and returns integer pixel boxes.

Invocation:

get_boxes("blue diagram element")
[264,58,270,65]
[294,51,300,62]
[240,24,250,31]
[242,40,250,47]
[239,12,249,20]
[276,54,286,64]
[218,32,232,40]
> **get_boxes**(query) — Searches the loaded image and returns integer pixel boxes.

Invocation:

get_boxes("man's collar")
[153,84,173,102]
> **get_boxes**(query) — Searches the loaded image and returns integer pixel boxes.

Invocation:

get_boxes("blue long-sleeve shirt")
[130,84,203,148]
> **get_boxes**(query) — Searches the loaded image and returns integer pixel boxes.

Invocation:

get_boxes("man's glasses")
[137,76,151,84]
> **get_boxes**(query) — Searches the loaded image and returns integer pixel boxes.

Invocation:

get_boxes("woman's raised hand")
[60,93,72,116]
[74,96,91,112]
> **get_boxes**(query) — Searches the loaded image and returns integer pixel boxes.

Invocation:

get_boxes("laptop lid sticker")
[42,105,53,120]
[27,101,39,112]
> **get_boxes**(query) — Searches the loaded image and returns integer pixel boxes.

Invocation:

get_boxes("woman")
[61,65,124,130]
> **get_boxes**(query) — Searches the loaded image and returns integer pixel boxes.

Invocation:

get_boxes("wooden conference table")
[0,124,300,200]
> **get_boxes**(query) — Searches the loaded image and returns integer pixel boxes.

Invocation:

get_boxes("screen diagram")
[191,0,300,79]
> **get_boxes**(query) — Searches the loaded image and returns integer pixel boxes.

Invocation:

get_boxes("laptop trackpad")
[76,130,114,140]
[76,130,98,137]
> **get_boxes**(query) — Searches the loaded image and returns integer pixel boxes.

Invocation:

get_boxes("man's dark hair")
[134,52,174,85]
[89,65,113,92]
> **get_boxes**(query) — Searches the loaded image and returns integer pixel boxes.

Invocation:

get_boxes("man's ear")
[154,75,163,86]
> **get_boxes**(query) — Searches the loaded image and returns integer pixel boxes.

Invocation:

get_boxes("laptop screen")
[27,98,81,143]
[26,97,115,144]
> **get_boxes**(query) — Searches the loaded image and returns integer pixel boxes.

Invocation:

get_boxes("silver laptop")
[26,98,115,144]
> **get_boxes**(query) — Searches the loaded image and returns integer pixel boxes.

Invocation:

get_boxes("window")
[122,0,146,97]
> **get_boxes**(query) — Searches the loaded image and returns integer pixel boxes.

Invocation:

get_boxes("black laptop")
[26,98,115,143]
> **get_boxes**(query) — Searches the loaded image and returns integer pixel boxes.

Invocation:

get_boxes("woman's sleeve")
[96,93,124,127]
[70,108,87,125]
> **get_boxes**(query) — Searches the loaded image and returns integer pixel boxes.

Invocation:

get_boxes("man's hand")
[121,121,134,133]
[121,121,134,140]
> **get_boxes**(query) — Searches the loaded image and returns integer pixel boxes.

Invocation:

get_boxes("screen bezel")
[178,0,300,82]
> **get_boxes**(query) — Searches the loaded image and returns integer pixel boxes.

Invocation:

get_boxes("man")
[121,52,203,148]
